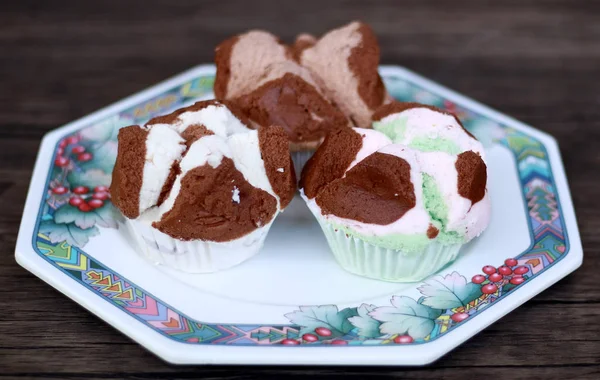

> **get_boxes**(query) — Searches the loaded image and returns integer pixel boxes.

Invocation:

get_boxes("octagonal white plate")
[15,65,583,365]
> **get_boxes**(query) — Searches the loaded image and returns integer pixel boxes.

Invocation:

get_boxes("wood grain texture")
[0,0,599,378]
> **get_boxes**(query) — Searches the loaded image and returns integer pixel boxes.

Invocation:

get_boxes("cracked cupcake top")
[213,21,392,151]
[300,102,491,251]
[110,100,296,242]
[214,30,349,150]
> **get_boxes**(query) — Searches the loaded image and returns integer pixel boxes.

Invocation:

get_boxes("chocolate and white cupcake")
[214,30,349,175]
[296,21,391,129]
[300,104,491,282]
[111,100,295,273]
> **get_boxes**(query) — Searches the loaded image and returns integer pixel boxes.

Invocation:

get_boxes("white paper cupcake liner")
[316,220,463,283]
[291,150,315,178]
[124,217,274,273]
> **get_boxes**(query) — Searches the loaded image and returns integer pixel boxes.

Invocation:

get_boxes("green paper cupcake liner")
[316,219,463,283]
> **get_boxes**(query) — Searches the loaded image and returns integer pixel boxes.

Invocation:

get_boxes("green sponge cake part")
[374,118,461,155]
[421,173,465,245]
[408,136,461,155]
[371,101,486,159]
[435,230,463,245]
[327,221,432,253]
[422,173,448,224]
[373,118,407,142]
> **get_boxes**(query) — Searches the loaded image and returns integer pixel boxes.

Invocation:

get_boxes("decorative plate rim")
[15,64,583,365]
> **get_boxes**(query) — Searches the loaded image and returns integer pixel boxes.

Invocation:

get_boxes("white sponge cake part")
[147,104,250,138]
[227,130,279,207]
[138,124,186,215]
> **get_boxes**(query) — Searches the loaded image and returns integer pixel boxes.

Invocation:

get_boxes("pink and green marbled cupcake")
[300,102,491,282]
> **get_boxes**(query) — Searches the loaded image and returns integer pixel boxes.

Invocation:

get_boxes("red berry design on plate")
[472,274,485,284]
[94,185,109,193]
[73,186,89,195]
[481,283,498,294]
[66,135,79,145]
[302,333,318,342]
[315,327,332,337]
[513,266,529,275]
[92,191,109,200]
[451,312,469,323]
[510,276,525,285]
[443,100,456,113]
[54,156,69,167]
[482,265,496,275]
[78,203,92,212]
[69,197,83,206]
[281,339,300,345]
[88,199,104,209]
[393,335,414,344]
[57,148,64,156]
[72,145,86,154]
[504,258,518,267]
[77,152,93,162]
[488,273,503,282]
[52,186,68,195]
[498,266,512,275]
[330,339,348,345]
[59,139,68,148]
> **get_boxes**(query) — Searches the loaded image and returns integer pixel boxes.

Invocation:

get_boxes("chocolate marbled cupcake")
[214,30,350,176]
[297,21,392,129]
[111,100,295,273]
[300,104,491,282]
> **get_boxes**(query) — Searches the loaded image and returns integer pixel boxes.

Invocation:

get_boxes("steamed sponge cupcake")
[111,100,296,273]
[300,103,490,282]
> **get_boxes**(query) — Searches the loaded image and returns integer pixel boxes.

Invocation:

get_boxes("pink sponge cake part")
[292,33,317,61]
[215,31,315,98]
[298,21,390,129]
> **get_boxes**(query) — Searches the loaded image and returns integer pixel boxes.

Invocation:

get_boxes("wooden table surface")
[1,0,599,378]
